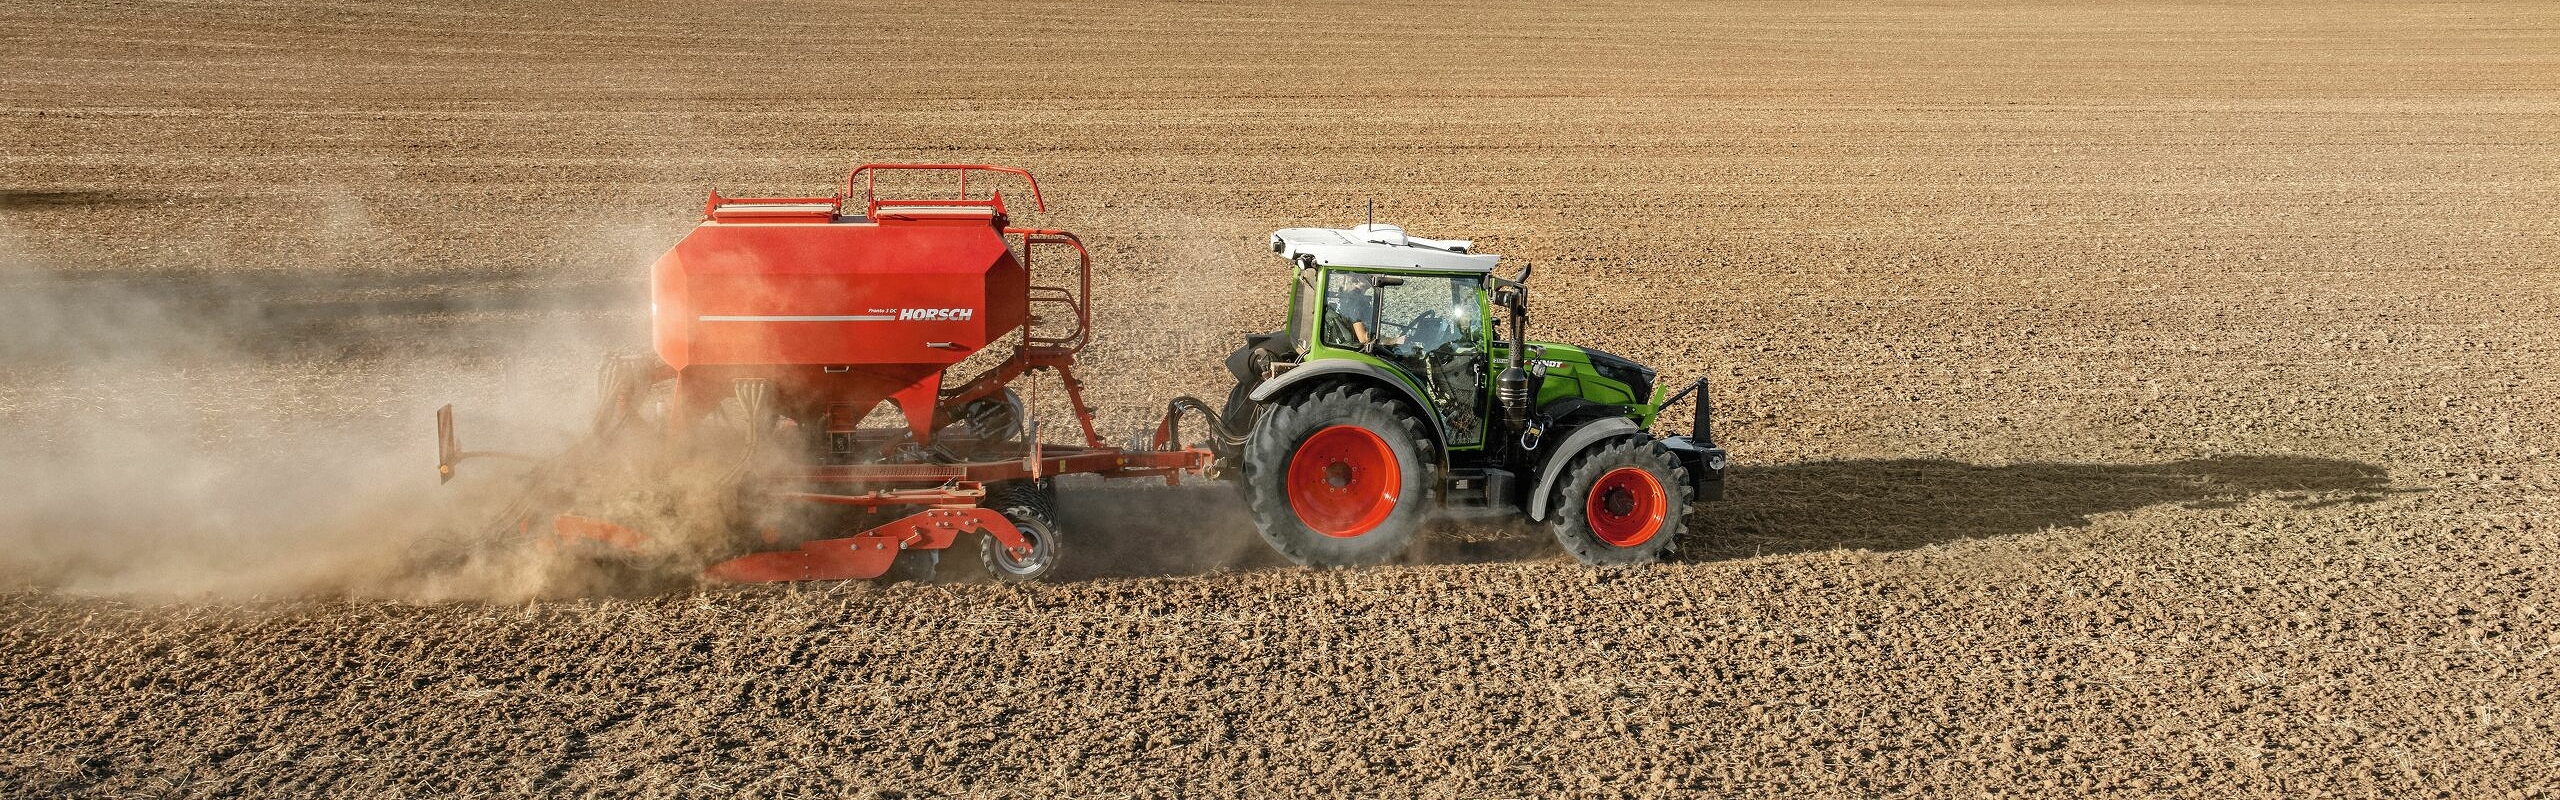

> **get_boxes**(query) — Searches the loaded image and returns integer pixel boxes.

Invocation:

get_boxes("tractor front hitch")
[1655,377,1727,502]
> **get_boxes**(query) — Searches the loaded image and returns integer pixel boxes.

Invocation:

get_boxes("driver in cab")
[1324,272,1391,350]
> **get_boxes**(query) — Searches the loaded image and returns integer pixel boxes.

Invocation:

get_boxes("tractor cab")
[1270,224,1501,447]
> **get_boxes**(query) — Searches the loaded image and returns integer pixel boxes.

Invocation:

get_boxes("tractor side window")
[1319,272,1490,447]
[1320,271,1383,351]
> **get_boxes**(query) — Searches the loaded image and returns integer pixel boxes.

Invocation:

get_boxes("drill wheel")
[979,480,1062,581]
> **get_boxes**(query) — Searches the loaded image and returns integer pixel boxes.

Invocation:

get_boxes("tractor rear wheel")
[979,479,1061,581]
[1243,384,1436,567]
[1547,437,1691,565]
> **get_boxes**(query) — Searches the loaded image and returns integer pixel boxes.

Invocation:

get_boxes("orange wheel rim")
[1285,424,1401,538]
[1587,466,1667,547]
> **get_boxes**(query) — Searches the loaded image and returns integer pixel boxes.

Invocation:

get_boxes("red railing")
[845,163,1045,219]
[700,190,842,222]
[1009,228,1091,354]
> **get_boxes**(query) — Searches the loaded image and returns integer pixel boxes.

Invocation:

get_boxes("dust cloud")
[0,228,630,601]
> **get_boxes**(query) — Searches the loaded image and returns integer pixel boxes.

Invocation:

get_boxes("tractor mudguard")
[1525,417,1641,522]
[1223,331,1292,431]
[1229,331,1292,378]
[1247,360,1436,429]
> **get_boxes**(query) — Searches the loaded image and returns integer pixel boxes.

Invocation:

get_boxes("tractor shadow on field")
[1681,454,2398,562]
[1051,479,1289,580]
[1052,454,2397,579]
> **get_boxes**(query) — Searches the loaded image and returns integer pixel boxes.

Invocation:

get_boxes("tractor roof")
[1269,224,1501,273]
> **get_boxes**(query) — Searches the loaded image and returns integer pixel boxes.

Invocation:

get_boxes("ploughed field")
[4,0,2558,796]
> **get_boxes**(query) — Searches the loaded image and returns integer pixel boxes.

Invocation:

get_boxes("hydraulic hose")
[1157,395,1246,460]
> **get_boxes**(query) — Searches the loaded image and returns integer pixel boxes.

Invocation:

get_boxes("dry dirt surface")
[5,0,2560,796]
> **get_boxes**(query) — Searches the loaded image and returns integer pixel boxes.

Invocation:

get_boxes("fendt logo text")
[897,308,975,322]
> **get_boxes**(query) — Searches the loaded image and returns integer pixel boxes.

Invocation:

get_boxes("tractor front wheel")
[1243,384,1436,567]
[1547,437,1691,565]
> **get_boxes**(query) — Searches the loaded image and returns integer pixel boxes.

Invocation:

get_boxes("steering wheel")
[1408,310,1456,349]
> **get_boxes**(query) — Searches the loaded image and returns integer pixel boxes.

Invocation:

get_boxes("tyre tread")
[1241,382,1438,567]
[1547,436,1692,565]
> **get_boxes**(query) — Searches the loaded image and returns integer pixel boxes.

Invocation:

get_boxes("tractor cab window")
[1319,271,1491,446]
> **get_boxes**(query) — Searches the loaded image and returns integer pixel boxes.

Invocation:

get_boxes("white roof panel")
[1269,223,1501,273]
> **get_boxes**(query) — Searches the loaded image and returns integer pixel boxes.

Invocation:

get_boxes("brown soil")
[4,0,2558,796]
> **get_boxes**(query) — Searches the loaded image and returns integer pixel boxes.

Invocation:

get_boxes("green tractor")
[1212,222,1727,567]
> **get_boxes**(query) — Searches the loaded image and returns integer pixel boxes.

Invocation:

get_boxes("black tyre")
[1222,375,1260,439]
[1547,437,1691,566]
[978,479,1061,581]
[1243,383,1436,567]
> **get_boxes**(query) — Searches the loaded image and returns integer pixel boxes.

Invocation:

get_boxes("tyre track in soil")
[3,0,2559,796]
